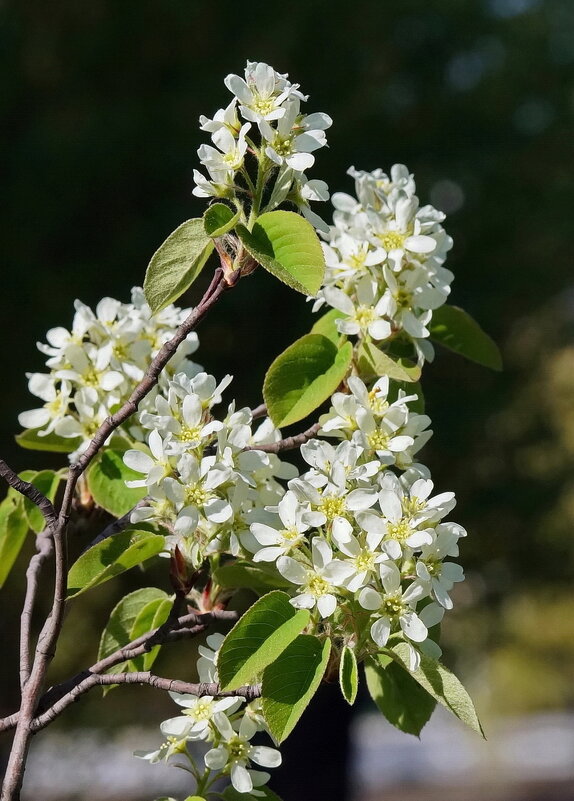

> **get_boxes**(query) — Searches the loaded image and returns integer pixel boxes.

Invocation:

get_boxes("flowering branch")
[248,421,322,453]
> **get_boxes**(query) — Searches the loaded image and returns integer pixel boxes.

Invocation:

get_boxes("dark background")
[2,0,574,798]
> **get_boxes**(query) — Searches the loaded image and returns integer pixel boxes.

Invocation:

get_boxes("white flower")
[277,538,353,617]
[250,491,311,562]
[259,98,329,172]
[198,123,251,176]
[358,562,428,647]
[160,693,241,742]
[323,277,392,341]
[225,61,303,123]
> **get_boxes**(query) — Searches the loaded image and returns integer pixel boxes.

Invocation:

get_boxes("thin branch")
[83,498,148,551]
[19,532,53,690]
[250,403,267,420]
[32,674,262,733]
[0,460,57,527]
[247,421,322,454]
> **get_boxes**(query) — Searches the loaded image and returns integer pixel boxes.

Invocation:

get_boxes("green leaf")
[262,635,331,743]
[67,529,165,598]
[310,308,346,345]
[16,427,82,454]
[264,334,353,428]
[0,497,29,588]
[223,787,283,801]
[339,645,359,705]
[430,304,502,371]
[365,655,436,736]
[143,219,214,313]
[203,203,240,237]
[128,596,172,671]
[86,449,147,517]
[214,561,293,594]
[237,210,325,296]
[391,643,484,736]
[218,591,310,691]
[22,470,62,534]
[357,341,421,383]
[97,587,169,678]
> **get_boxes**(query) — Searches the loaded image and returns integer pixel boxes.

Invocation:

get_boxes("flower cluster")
[137,634,281,796]
[248,375,465,671]
[193,61,332,231]
[316,165,454,362]
[123,372,296,565]
[18,288,200,459]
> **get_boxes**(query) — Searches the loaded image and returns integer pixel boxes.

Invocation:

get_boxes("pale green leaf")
[339,645,359,705]
[0,497,29,588]
[98,587,168,668]
[237,210,325,296]
[219,591,310,691]
[67,529,165,598]
[23,470,62,534]
[86,449,147,517]
[365,654,436,736]
[430,304,502,371]
[310,308,346,345]
[143,219,214,313]
[262,635,331,743]
[357,341,421,383]
[16,428,82,453]
[128,596,172,672]
[391,643,485,736]
[223,786,283,801]
[264,334,353,427]
[203,203,240,237]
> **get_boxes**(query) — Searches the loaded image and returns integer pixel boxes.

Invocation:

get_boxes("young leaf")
[263,334,353,428]
[203,202,240,237]
[86,449,147,517]
[214,561,293,594]
[143,219,214,313]
[339,645,359,705]
[430,305,502,371]
[0,497,29,588]
[223,787,283,801]
[15,427,82,454]
[23,470,62,534]
[67,529,165,598]
[357,341,421,383]
[237,210,325,296]
[218,591,310,691]
[128,596,172,671]
[365,655,436,736]
[98,587,169,664]
[309,308,346,345]
[261,635,331,743]
[391,643,485,736]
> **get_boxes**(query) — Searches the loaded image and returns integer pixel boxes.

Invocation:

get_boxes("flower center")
[382,592,405,618]
[368,389,388,416]
[252,94,276,115]
[47,393,65,415]
[178,424,203,444]
[386,519,411,542]
[402,497,426,517]
[113,343,128,360]
[306,572,331,598]
[83,369,101,387]
[186,699,213,721]
[318,496,346,520]
[184,483,210,506]
[368,430,390,451]
[228,736,250,762]
[273,135,294,156]
[355,550,375,572]
[396,288,412,309]
[379,231,405,251]
[281,527,302,543]
[355,306,376,329]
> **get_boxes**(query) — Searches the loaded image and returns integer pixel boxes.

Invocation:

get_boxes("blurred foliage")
[1,0,574,747]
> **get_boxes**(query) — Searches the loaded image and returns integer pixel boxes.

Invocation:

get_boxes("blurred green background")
[1,0,574,798]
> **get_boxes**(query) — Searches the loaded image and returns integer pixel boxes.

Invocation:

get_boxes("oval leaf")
[23,470,62,534]
[129,596,172,672]
[365,654,436,736]
[16,427,82,454]
[67,529,165,598]
[391,643,484,736]
[218,590,310,691]
[264,334,353,428]
[0,497,29,588]
[143,219,214,313]
[430,304,502,371]
[310,308,346,345]
[237,210,325,296]
[214,561,293,594]
[87,449,147,517]
[203,203,240,237]
[262,634,331,743]
[357,341,421,383]
[339,645,359,705]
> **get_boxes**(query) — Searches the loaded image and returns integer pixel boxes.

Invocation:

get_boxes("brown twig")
[248,421,322,454]
[250,403,267,420]
[0,461,57,528]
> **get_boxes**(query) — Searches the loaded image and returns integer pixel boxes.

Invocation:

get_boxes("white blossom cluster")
[193,60,332,231]
[18,288,200,459]
[123,372,297,566]
[316,165,455,362]
[248,375,466,671]
[137,634,281,795]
